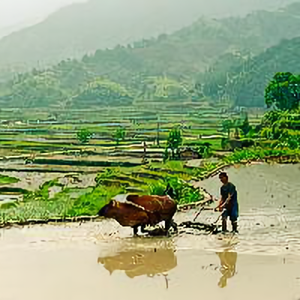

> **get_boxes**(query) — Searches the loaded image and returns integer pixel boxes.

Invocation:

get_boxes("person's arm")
[220,193,232,209]
[215,195,226,211]
[214,190,232,212]
[214,186,224,211]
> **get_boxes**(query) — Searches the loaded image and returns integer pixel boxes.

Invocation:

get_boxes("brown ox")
[98,194,178,236]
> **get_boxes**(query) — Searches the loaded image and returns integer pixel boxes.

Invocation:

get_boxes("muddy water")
[0,171,97,191]
[1,164,300,300]
[196,163,300,255]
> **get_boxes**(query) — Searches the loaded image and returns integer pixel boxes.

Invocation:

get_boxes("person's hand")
[213,196,219,202]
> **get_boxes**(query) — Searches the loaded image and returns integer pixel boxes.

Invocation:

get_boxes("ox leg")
[171,220,178,233]
[165,219,178,235]
[133,226,139,236]
[141,225,147,233]
[165,219,172,234]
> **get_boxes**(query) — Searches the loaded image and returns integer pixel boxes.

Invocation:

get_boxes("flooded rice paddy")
[0,171,97,191]
[1,163,300,300]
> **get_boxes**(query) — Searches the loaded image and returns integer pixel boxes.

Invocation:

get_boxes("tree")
[232,119,243,139]
[114,127,126,145]
[221,119,233,139]
[71,78,133,108]
[166,126,183,159]
[260,109,300,141]
[239,112,252,136]
[196,142,212,158]
[273,134,300,150]
[141,76,191,101]
[77,128,92,144]
[265,72,300,111]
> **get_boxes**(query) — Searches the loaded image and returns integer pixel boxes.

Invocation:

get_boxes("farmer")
[215,172,239,233]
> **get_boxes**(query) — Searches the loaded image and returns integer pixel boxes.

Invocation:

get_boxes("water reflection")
[97,238,177,288]
[216,249,238,288]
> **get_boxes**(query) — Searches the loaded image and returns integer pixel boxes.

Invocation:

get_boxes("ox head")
[98,200,119,217]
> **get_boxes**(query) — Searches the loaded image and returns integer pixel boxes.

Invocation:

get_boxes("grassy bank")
[0,103,298,227]
[223,148,300,164]
[0,160,214,225]
[0,174,20,185]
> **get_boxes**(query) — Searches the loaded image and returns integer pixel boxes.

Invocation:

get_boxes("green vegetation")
[0,154,221,225]
[223,148,300,164]
[259,72,300,150]
[165,126,183,160]
[0,107,299,226]
[0,176,125,223]
[265,72,300,111]
[260,109,300,148]
[0,0,300,227]
[197,37,300,107]
[2,4,300,108]
[71,79,134,108]
[76,128,93,144]
[67,185,125,217]
[147,177,203,205]
[0,175,20,185]
[220,112,253,140]
[92,163,206,205]
[114,127,126,146]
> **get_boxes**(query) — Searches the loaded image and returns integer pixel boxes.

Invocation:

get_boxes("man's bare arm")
[214,193,232,211]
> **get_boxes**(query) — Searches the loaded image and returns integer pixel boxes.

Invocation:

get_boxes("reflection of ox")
[97,239,177,287]
[98,194,178,236]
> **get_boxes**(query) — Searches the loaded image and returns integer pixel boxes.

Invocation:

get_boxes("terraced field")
[0,103,266,223]
[0,103,264,157]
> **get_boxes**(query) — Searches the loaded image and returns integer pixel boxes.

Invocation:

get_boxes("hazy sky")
[0,0,297,29]
[0,0,85,28]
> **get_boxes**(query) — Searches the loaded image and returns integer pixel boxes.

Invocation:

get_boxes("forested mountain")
[0,0,298,76]
[1,2,300,108]
[197,35,300,107]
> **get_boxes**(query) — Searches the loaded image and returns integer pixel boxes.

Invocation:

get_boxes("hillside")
[197,34,300,107]
[0,0,298,76]
[1,2,300,108]
[227,37,300,107]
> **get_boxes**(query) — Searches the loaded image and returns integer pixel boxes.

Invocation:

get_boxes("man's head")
[219,172,228,184]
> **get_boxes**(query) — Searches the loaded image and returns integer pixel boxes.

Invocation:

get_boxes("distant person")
[215,172,239,233]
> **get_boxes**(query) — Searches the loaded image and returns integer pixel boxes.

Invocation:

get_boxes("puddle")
[0,223,300,300]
